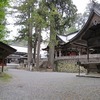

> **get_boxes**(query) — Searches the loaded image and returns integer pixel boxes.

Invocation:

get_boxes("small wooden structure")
[0,42,16,72]
[7,46,27,64]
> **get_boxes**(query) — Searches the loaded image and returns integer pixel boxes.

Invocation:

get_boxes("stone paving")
[0,69,100,100]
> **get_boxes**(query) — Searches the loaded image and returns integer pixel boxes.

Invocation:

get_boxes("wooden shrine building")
[54,2,100,74]
[0,42,16,72]
[69,2,100,74]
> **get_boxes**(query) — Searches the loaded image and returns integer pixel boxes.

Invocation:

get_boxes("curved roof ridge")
[57,31,78,43]
[57,30,78,37]
[69,2,100,42]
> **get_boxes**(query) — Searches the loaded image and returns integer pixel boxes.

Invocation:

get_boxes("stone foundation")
[56,60,86,73]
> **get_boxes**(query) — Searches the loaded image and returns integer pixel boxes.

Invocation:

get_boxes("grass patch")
[0,72,12,82]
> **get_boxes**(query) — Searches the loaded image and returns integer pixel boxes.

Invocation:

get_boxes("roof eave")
[69,9,95,43]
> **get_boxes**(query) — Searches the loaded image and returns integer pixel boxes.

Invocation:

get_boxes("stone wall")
[56,59,86,73]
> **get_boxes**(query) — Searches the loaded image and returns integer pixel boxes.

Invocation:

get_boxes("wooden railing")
[55,54,100,61]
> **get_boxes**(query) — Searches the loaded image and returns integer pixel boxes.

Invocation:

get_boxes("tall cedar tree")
[44,0,77,71]
[13,0,38,69]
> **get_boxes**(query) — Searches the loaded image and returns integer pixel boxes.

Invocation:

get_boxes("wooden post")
[77,60,81,76]
[87,47,89,74]
[87,47,89,62]
[59,50,61,57]
[78,64,80,76]
[81,48,82,55]
[1,58,4,72]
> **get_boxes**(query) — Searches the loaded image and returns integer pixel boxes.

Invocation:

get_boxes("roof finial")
[92,0,95,3]
[90,0,96,3]
[90,0,97,8]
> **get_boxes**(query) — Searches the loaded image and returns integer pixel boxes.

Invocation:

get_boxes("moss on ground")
[0,73,12,82]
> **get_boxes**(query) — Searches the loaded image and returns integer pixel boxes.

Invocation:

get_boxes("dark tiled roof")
[0,42,16,58]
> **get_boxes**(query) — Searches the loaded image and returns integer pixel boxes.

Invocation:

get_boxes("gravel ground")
[0,69,100,100]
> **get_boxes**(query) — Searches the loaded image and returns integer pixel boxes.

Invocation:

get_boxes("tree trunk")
[48,43,55,71]
[27,8,32,70]
[27,26,32,70]
[48,22,55,71]
[36,28,41,70]
[1,58,4,73]
[33,39,37,64]
[33,27,38,65]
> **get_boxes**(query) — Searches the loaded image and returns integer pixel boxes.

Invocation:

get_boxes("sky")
[72,0,90,13]
[72,0,100,13]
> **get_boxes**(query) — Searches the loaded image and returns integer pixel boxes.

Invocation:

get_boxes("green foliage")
[13,0,46,41]
[13,0,77,39]
[66,27,77,34]
[45,0,77,34]
[0,0,9,42]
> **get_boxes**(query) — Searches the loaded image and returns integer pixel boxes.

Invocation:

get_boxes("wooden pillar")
[77,60,81,76]
[79,51,81,56]
[59,50,61,57]
[87,47,89,62]
[1,58,4,72]
[78,62,81,76]
[80,48,82,55]
[86,47,90,74]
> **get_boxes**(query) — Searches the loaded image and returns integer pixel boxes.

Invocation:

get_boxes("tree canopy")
[0,0,9,42]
